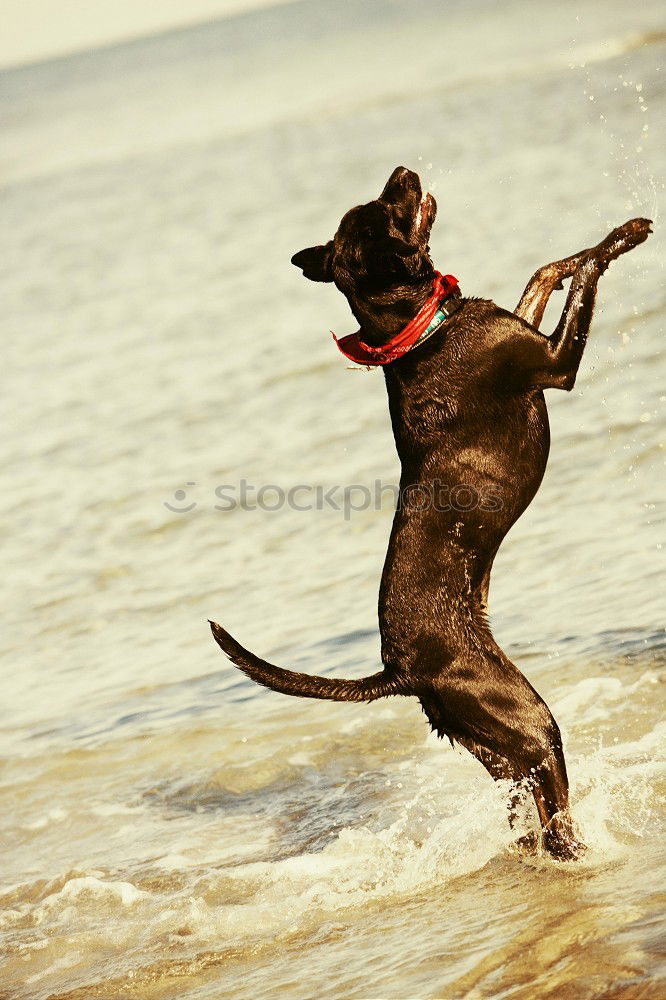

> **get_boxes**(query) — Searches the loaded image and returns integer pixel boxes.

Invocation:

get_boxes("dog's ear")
[291,241,334,282]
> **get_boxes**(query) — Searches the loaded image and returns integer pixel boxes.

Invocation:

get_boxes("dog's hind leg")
[419,692,528,835]
[528,742,585,860]
[422,648,586,860]
[453,734,534,845]
[484,719,583,860]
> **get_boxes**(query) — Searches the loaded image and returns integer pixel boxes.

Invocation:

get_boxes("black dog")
[211,167,651,860]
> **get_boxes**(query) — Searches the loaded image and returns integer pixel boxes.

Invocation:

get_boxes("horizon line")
[0,0,305,75]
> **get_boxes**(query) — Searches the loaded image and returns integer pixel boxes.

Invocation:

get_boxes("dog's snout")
[380,166,421,203]
[387,166,412,187]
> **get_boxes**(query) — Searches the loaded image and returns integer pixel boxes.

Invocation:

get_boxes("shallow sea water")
[1,1,665,997]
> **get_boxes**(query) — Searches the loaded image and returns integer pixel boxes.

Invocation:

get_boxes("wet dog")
[210,167,651,859]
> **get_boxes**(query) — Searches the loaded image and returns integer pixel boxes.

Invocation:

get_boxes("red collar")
[332,271,459,367]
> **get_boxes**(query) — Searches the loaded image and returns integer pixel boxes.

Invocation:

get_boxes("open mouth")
[416,191,435,239]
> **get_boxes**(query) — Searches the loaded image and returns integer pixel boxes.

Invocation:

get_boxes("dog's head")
[292,167,437,328]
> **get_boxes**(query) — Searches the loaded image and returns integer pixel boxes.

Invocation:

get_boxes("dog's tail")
[209,620,400,702]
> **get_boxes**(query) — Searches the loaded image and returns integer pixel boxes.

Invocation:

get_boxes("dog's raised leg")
[502,219,652,391]
[539,219,652,390]
[514,250,587,328]
[514,218,651,333]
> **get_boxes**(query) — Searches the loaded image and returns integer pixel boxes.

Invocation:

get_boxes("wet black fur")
[211,167,651,860]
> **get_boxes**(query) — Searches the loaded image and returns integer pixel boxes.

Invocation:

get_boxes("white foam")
[205,718,666,933]
[552,670,661,724]
[5,717,662,972]
[23,807,68,831]
[40,876,145,912]
[24,952,82,987]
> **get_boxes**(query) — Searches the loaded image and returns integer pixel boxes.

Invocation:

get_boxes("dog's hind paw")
[542,829,587,862]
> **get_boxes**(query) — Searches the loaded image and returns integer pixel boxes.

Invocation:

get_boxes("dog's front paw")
[617,216,653,246]
[602,217,653,260]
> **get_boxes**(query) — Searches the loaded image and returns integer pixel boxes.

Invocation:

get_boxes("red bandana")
[332,270,459,367]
